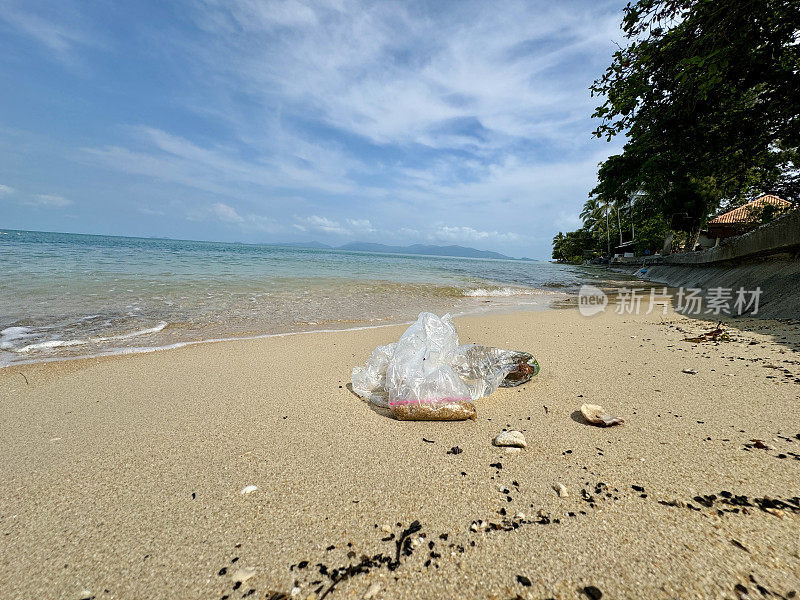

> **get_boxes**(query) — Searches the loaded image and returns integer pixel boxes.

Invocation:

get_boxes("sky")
[0,0,626,259]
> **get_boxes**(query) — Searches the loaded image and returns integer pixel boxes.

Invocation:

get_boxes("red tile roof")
[708,195,792,224]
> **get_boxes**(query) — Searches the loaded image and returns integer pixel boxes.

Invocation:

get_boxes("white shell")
[492,430,527,448]
[239,485,258,495]
[682,368,698,374]
[555,483,569,498]
[364,582,382,599]
[580,404,624,427]
[231,566,256,582]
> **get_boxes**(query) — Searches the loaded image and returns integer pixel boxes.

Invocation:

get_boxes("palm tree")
[581,196,612,256]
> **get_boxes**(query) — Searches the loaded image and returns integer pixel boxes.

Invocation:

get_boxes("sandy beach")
[1,307,799,600]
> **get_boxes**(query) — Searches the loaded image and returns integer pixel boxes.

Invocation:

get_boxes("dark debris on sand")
[659,491,800,516]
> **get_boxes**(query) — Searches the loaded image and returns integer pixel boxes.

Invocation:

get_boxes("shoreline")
[1,306,798,598]
[2,230,592,370]
[0,293,566,371]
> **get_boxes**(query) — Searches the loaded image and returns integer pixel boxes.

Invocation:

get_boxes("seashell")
[580,404,624,427]
[555,483,569,498]
[240,485,258,495]
[492,430,527,448]
[363,582,382,599]
[682,368,698,375]
[231,566,256,582]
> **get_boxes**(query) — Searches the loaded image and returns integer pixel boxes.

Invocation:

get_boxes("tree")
[552,229,601,264]
[588,0,800,250]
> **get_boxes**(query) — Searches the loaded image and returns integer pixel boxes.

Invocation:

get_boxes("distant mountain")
[337,242,515,260]
[271,240,517,259]
[275,241,332,249]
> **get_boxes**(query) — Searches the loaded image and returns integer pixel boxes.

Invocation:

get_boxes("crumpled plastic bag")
[351,312,539,421]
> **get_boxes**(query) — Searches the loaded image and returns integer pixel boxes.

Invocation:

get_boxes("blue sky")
[0,0,625,258]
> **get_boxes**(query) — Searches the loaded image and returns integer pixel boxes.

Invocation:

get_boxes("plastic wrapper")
[351,342,396,407]
[451,345,539,398]
[351,312,539,421]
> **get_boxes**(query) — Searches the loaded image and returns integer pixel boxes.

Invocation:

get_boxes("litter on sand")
[351,312,539,421]
[682,322,731,343]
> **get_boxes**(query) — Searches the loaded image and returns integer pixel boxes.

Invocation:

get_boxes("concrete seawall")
[614,257,800,319]
[610,209,800,319]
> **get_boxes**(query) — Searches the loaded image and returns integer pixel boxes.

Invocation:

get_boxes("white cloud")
[0,2,101,65]
[295,214,345,234]
[186,202,281,233]
[0,184,14,195]
[137,205,165,216]
[432,226,520,244]
[345,218,375,234]
[26,194,72,207]
[245,214,281,233]
[211,202,244,222]
[186,0,622,151]
[83,126,363,198]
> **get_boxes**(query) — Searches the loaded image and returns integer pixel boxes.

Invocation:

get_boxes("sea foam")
[463,287,545,297]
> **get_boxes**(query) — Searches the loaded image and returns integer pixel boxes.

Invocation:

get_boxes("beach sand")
[1,308,798,599]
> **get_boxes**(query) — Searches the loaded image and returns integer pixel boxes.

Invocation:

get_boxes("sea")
[0,230,622,367]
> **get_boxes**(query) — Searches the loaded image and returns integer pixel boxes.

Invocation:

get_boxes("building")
[707,194,793,240]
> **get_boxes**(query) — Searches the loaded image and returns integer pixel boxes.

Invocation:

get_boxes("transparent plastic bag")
[452,345,540,399]
[351,342,396,407]
[351,313,539,421]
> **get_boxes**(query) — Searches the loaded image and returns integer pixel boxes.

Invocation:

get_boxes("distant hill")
[274,241,332,249]
[338,242,514,259]
[339,242,517,259]
[271,241,517,259]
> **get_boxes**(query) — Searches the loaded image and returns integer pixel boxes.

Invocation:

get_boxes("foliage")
[551,230,601,264]
[554,0,799,260]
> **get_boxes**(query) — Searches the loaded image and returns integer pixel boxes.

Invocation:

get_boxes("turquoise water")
[0,230,609,366]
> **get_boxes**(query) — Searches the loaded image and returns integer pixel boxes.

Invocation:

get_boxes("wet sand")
[1,308,798,599]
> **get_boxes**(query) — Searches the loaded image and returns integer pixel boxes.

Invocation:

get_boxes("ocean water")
[0,230,614,367]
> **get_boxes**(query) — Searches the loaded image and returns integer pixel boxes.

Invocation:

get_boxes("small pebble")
[492,430,526,448]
